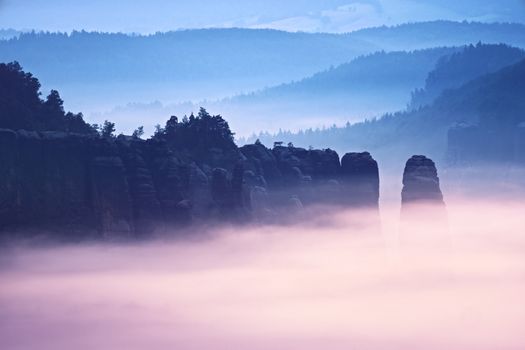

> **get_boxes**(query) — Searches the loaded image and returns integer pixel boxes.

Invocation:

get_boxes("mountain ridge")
[2,20,525,122]
[246,48,525,166]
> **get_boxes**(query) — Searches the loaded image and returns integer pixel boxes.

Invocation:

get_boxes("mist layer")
[1,200,524,350]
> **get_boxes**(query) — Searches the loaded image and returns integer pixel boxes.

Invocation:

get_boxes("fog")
[1,199,525,350]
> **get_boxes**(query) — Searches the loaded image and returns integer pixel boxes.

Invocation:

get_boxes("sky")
[0,0,524,33]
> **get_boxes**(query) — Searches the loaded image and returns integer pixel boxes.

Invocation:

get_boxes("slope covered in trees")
[1,21,525,117]
[247,52,525,166]
[0,29,20,40]
[0,62,95,134]
[350,21,525,51]
[207,47,460,133]
[153,108,236,153]
[410,43,525,108]
[0,29,372,105]
[240,48,459,99]
[99,46,465,135]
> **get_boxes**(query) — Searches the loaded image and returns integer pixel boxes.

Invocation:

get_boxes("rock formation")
[517,124,525,164]
[401,155,444,205]
[400,155,449,251]
[240,142,281,186]
[0,62,398,240]
[267,145,340,187]
[0,128,385,239]
[341,152,380,207]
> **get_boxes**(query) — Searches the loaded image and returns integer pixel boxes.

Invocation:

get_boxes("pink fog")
[1,200,524,350]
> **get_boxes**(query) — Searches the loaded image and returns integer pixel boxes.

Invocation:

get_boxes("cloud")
[249,2,384,33]
[0,0,524,33]
[247,1,460,33]
[248,0,525,33]
[320,3,384,32]
[249,16,324,32]
[1,200,525,349]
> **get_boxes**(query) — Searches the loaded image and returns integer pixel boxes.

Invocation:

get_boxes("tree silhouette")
[101,120,116,138]
[132,126,145,139]
[0,61,96,134]
[154,108,235,151]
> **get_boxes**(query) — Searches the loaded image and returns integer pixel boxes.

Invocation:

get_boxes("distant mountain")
[0,29,374,108]
[432,57,525,130]
[410,43,525,108]
[1,20,525,127]
[125,44,524,136]
[349,21,525,51]
[208,47,461,134]
[95,47,461,135]
[0,29,21,40]
[248,53,525,167]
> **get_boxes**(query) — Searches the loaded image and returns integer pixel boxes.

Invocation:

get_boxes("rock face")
[117,139,163,234]
[401,156,444,205]
[271,146,340,185]
[210,166,248,220]
[517,124,525,164]
[0,129,385,239]
[0,130,17,229]
[341,152,380,207]
[240,143,281,186]
[0,130,135,238]
[400,156,449,251]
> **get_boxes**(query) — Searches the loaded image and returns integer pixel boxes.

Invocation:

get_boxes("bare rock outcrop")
[400,155,449,251]
[401,155,444,205]
[341,152,380,207]
[0,129,385,239]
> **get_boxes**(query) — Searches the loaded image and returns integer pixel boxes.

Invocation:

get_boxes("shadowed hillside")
[0,29,20,40]
[410,43,525,109]
[247,46,525,167]
[1,21,525,124]
[205,47,461,133]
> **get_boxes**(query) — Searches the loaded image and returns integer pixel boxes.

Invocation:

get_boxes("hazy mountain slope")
[160,44,524,135]
[349,21,525,51]
[96,47,461,135]
[0,29,21,40]
[1,21,525,117]
[410,43,525,108]
[431,57,525,129]
[96,42,525,136]
[249,57,525,166]
[208,47,460,132]
[0,29,374,109]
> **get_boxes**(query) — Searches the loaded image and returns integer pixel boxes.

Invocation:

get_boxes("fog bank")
[1,200,525,350]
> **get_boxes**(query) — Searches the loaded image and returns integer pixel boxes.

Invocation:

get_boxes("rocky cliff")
[0,129,382,239]
[400,155,449,249]
[401,155,445,205]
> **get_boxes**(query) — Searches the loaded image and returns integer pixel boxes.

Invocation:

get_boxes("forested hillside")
[1,21,524,114]
[410,43,525,108]
[0,62,95,134]
[247,52,525,166]
[207,47,460,132]
[0,29,20,40]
